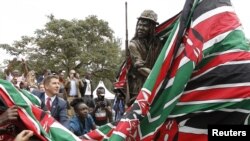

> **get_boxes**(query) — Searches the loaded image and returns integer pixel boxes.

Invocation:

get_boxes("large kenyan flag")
[0,79,83,141]
[85,0,250,140]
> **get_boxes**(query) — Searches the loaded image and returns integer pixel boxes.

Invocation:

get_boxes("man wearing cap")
[127,10,163,106]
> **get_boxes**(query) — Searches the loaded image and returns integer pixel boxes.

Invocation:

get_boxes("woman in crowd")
[68,98,96,136]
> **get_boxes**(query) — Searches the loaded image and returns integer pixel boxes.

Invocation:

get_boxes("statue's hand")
[134,60,145,68]
[138,67,151,77]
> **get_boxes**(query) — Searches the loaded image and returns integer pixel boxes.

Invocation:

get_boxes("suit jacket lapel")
[40,93,46,110]
[40,92,45,103]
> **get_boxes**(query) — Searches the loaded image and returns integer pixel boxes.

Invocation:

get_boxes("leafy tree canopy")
[0,14,124,89]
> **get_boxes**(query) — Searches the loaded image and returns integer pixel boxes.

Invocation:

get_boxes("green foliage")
[0,70,4,79]
[0,15,124,88]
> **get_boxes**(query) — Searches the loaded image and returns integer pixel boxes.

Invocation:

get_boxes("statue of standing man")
[127,10,163,106]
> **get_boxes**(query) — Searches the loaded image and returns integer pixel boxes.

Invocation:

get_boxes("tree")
[0,69,5,79]
[0,15,123,89]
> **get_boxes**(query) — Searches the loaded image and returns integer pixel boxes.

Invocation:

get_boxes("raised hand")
[0,105,19,125]
[14,130,34,141]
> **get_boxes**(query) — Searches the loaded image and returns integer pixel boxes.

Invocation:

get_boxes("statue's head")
[138,10,158,25]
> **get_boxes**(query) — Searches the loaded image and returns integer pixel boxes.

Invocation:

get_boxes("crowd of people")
[1,0,249,140]
[0,65,122,140]
[0,9,158,140]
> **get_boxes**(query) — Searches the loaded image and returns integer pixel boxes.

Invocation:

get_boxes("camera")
[98,95,106,107]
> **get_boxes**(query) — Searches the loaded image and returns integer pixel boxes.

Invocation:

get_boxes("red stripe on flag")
[194,12,241,42]
[170,52,186,78]
[0,88,15,106]
[155,12,180,34]
[153,119,178,141]
[0,88,48,141]
[148,38,179,103]
[180,86,250,102]
[178,132,207,141]
[162,13,241,79]
[114,58,131,89]
[18,109,48,141]
[192,52,250,77]
[31,105,55,133]
[86,130,106,140]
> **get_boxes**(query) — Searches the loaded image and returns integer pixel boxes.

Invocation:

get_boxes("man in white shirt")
[80,72,95,112]
[65,69,83,117]
[80,72,93,98]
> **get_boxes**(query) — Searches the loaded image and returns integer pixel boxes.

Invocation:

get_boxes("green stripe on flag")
[49,122,81,141]
[140,61,195,136]
[170,99,250,117]
[0,79,51,140]
[197,30,250,69]
[20,89,42,106]
[98,124,114,134]
[144,20,180,91]
[109,134,124,141]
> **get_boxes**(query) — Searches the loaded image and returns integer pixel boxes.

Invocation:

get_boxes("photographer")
[92,87,113,126]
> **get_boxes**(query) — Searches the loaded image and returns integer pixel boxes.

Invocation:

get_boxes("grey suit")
[35,92,69,127]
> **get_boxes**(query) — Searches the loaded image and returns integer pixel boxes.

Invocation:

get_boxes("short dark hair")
[43,75,59,85]
[70,98,87,111]
[97,87,105,94]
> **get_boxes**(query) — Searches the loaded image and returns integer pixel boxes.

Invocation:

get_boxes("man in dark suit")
[35,75,69,128]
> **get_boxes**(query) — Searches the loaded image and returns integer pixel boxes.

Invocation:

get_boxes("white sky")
[0,0,249,65]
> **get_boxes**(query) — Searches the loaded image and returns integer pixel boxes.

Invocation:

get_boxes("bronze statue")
[127,10,163,106]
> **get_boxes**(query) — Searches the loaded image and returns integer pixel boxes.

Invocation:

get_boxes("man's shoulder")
[32,89,42,95]
[86,114,94,122]
[56,96,67,107]
[34,92,44,98]
[69,116,78,122]
[56,96,66,103]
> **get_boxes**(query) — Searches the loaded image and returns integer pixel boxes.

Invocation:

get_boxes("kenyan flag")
[0,79,83,141]
[76,0,250,140]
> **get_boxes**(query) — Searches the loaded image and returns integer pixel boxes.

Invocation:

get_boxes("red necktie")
[46,97,51,111]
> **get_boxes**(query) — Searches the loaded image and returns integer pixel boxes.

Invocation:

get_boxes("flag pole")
[125,1,128,56]
[125,1,130,106]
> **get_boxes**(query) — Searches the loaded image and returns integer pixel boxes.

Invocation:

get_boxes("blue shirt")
[113,97,125,121]
[69,114,95,136]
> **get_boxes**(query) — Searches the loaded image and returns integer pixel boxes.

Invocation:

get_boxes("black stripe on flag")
[176,111,249,129]
[185,63,250,91]
[192,0,232,21]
